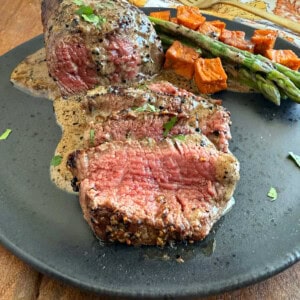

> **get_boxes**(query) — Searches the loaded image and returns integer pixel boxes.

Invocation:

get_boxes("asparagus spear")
[159,32,281,105]
[237,69,281,105]
[149,17,300,103]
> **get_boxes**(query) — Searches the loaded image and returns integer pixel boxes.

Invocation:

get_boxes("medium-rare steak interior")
[42,0,164,95]
[68,134,239,246]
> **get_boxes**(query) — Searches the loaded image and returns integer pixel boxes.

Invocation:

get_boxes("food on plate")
[149,15,300,105]
[251,29,278,55]
[41,0,164,95]
[10,4,246,246]
[84,112,194,148]
[194,57,228,94]
[219,29,254,52]
[164,40,199,80]
[81,82,232,152]
[176,6,206,30]
[265,49,300,71]
[197,22,221,40]
[67,133,239,246]
[66,80,239,246]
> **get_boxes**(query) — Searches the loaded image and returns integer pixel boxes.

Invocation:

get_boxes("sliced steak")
[68,134,240,246]
[83,81,231,152]
[84,111,194,147]
[42,0,164,95]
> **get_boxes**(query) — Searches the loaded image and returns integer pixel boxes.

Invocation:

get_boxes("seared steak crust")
[42,0,164,95]
[68,135,239,246]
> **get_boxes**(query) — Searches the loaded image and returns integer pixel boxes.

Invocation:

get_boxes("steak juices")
[41,0,240,246]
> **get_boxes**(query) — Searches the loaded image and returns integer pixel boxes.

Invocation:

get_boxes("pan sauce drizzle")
[11,48,251,193]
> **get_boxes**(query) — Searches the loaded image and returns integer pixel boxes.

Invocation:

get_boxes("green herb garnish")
[0,129,12,140]
[172,134,186,141]
[90,129,95,146]
[288,152,300,168]
[73,1,106,27]
[163,116,178,137]
[133,103,159,113]
[267,187,277,201]
[51,155,63,167]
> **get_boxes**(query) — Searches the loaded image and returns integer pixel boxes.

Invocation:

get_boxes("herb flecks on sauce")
[51,155,63,167]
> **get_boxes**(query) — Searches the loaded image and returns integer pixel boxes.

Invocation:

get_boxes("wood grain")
[0,0,299,299]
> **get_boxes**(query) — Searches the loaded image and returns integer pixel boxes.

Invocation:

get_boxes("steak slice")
[68,134,240,246]
[83,81,232,152]
[84,111,195,147]
[42,0,164,95]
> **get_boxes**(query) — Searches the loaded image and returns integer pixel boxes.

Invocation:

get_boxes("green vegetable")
[163,116,178,137]
[51,155,63,167]
[133,103,159,113]
[149,17,300,104]
[90,129,95,146]
[267,187,278,201]
[288,152,300,168]
[0,129,12,140]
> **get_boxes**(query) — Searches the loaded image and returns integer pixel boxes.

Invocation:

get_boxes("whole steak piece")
[68,135,240,246]
[41,0,164,95]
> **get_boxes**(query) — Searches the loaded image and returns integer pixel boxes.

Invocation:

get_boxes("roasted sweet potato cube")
[177,6,206,30]
[206,20,226,30]
[194,57,227,94]
[220,29,254,52]
[198,22,221,40]
[220,29,245,41]
[265,49,300,71]
[149,10,171,21]
[251,29,278,55]
[164,41,200,80]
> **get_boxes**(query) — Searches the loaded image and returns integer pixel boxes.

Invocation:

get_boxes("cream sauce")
[11,48,251,193]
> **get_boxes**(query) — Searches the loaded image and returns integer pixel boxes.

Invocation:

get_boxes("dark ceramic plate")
[0,8,299,299]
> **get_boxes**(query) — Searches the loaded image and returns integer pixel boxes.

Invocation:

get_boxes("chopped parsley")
[163,116,178,137]
[288,152,300,168]
[267,187,277,201]
[90,129,95,146]
[51,155,63,167]
[73,0,106,27]
[0,129,12,140]
[133,103,159,113]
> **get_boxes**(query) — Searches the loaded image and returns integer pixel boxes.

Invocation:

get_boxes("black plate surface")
[0,8,299,299]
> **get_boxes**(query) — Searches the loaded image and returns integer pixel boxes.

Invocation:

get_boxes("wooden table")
[0,1,299,299]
